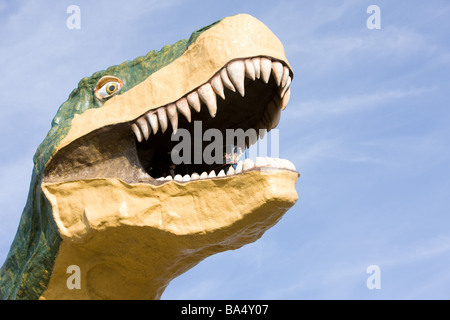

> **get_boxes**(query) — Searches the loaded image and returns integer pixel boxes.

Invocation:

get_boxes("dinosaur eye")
[95,76,123,100]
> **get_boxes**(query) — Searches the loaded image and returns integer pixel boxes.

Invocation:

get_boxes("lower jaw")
[40,169,299,300]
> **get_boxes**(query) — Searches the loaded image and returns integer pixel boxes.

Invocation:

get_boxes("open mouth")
[130,56,294,183]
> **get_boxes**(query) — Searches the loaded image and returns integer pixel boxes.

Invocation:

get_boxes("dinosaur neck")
[0,170,62,300]
[39,227,208,300]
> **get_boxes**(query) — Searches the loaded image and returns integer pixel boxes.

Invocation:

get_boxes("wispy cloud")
[287,86,436,120]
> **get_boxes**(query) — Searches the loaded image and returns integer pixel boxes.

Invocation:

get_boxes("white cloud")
[286,86,435,120]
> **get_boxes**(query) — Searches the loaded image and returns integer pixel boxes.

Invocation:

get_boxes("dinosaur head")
[5,14,299,300]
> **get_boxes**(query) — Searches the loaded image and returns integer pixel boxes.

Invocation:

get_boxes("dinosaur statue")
[0,14,298,300]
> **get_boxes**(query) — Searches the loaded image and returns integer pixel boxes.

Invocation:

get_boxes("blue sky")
[1,0,450,299]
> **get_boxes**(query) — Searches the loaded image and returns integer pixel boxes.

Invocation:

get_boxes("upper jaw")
[50,14,291,161]
[131,56,292,142]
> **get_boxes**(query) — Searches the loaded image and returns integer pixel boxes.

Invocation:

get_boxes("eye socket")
[95,76,123,100]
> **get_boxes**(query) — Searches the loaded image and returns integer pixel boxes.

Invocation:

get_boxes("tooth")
[271,61,283,86]
[279,159,296,171]
[164,176,173,181]
[176,98,192,122]
[198,83,217,118]
[218,170,226,177]
[174,174,183,181]
[267,100,281,129]
[191,172,200,180]
[182,174,191,182]
[267,158,280,168]
[252,57,261,79]
[260,57,272,84]
[210,74,225,100]
[156,177,165,181]
[157,108,168,133]
[245,59,256,80]
[243,158,254,171]
[235,161,243,173]
[255,157,268,167]
[227,166,235,176]
[282,89,290,110]
[219,68,236,92]
[280,76,291,99]
[281,66,290,88]
[187,91,201,112]
[208,170,216,178]
[131,123,143,143]
[166,103,178,134]
[200,172,208,179]
[136,117,150,140]
[227,60,245,97]
[146,112,159,135]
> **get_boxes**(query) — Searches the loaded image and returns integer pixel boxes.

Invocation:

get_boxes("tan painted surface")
[53,14,290,162]
[40,169,298,299]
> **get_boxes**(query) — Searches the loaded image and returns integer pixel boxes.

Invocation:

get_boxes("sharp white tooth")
[235,161,243,173]
[210,74,225,100]
[208,170,216,178]
[191,172,200,180]
[157,108,168,133]
[243,158,254,171]
[219,68,236,92]
[255,157,268,167]
[227,166,235,176]
[218,169,226,177]
[166,103,178,134]
[146,111,159,135]
[200,172,208,179]
[156,177,165,181]
[182,174,191,182]
[282,88,291,110]
[131,123,143,143]
[279,159,296,171]
[252,57,261,79]
[267,100,281,129]
[226,60,245,97]
[174,174,183,181]
[271,61,283,86]
[245,59,256,80]
[136,117,150,140]
[260,57,272,84]
[280,76,291,99]
[164,175,173,181]
[198,83,217,118]
[281,66,290,88]
[187,91,202,113]
[176,98,192,122]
